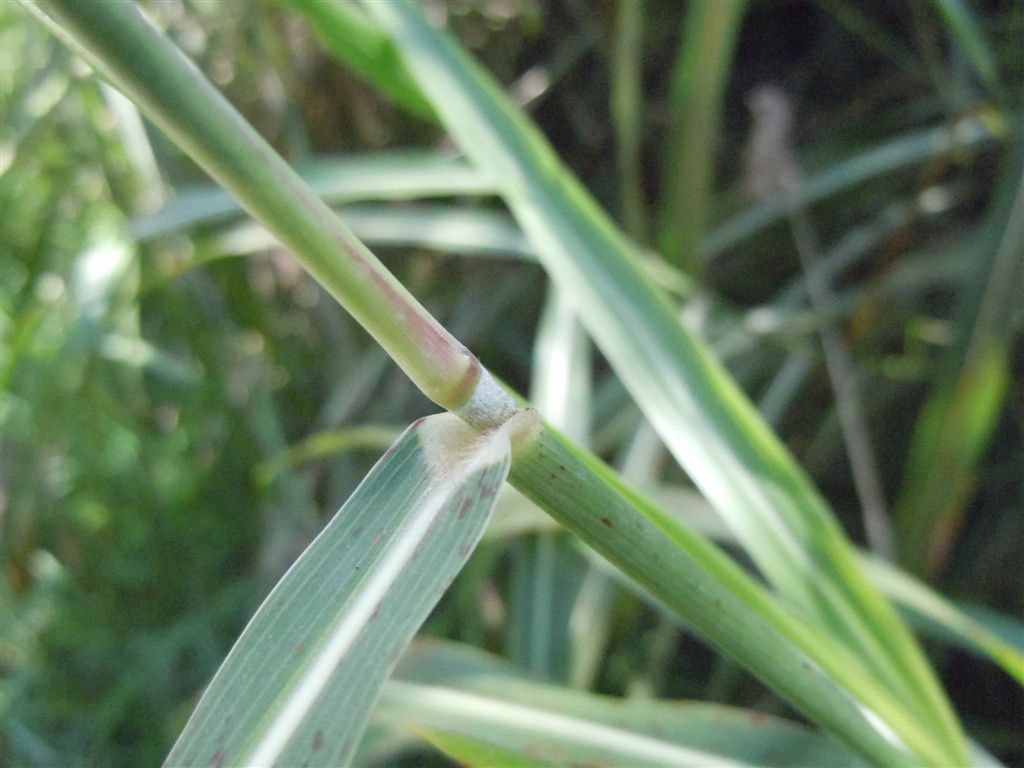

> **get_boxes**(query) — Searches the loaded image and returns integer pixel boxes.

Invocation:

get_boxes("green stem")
[26,0,499,419]
[24,3,965,763]
[509,427,939,767]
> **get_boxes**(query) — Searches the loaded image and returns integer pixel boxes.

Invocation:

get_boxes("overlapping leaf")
[166,414,512,767]
[360,1,965,760]
[379,641,863,767]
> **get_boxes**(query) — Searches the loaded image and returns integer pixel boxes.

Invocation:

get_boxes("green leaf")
[658,0,747,269]
[601,478,1024,688]
[253,424,402,488]
[894,158,1024,575]
[610,0,646,240]
[381,641,865,768]
[26,0,493,415]
[703,117,1000,259]
[358,1,965,760]
[138,204,534,296]
[511,286,598,684]
[165,413,513,767]
[285,0,435,118]
[861,556,1024,687]
[132,153,495,241]
[931,0,1002,98]
[415,729,548,768]
[509,427,938,766]
[215,205,533,261]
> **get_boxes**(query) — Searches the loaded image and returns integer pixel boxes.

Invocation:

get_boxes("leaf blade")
[358,1,965,759]
[382,641,865,768]
[165,413,512,767]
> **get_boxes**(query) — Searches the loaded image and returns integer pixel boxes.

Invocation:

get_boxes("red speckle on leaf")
[312,729,324,752]
[750,711,766,725]
[211,748,225,768]
[458,498,473,519]
[293,643,303,654]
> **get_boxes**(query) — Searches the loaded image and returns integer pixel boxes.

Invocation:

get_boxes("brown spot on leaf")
[600,517,613,528]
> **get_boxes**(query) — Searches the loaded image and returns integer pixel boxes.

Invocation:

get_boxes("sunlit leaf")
[380,641,864,768]
[165,413,513,767]
[360,2,965,760]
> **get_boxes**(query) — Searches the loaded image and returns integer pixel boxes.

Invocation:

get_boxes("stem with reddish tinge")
[26,0,514,425]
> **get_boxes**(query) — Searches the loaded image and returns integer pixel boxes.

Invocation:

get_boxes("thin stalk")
[742,86,893,556]
[786,206,894,559]
[703,116,1000,259]
[24,0,510,425]
[658,0,746,270]
[741,86,958,748]
[611,0,646,241]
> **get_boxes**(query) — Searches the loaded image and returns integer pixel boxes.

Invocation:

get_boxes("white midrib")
[383,681,752,768]
[245,467,480,766]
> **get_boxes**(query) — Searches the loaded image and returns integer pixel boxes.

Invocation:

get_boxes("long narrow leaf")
[216,205,533,261]
[491,472,1024,685]
[702,117,999,259]
[931,0,1002,98]
[132,153,494,241]
[861,556,1024,686]
[610,0,646,240]
[894,158,1024,575]
[165,413,513,767]
[285,0,434,118]
[658,0,746,269]
[360,2,966,759]
[509,427,940,766]
[506,287,592,681]
[380,641,864,768]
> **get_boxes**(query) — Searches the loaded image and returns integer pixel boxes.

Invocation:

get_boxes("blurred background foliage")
[1,0,1021,765]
